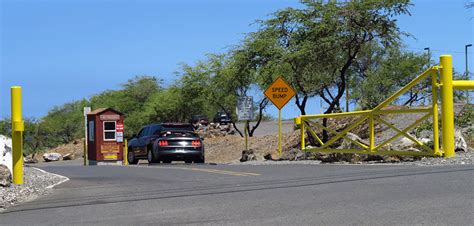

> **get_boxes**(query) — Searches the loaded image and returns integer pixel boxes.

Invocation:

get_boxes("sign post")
[264,77,295,156]
[83,107,91,166]
[237,96,254,150]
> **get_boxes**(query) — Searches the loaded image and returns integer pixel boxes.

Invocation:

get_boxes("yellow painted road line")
[153,166,261,177]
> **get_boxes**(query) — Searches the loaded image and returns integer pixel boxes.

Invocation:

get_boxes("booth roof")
[87,108,124,115]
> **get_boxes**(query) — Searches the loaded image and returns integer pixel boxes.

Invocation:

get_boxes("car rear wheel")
[147,150,158,164]
[128,150,138,165]
[195,157,205,164]
[163,160,171,164]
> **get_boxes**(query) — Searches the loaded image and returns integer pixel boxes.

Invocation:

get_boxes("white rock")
[0,135,13,175]
[0,164,11,187]
[454,129,468,152]
[42,153,62,162]
[420,138,432,145]
[399,136,415,148]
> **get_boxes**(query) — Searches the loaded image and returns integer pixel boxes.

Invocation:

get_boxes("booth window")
[103,121,116,141]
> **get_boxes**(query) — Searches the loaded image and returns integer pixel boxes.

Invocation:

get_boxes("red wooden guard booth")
[87,108,124,165]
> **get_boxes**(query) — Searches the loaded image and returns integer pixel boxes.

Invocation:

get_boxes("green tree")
[207,52,269,137]
[350,45,431,109]
[90,76,162,135]
[40,99,89,146]
[245,0,411,116]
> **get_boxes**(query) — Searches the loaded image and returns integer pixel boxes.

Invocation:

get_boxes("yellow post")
[11,86,24,185]
[300,118,305,151]
[369,115,375,152]
[440,55,455,158]
[124,139,128,166]
[431,73,440,156]
[244,121,249,150]
[83,139,87,166]
[278,109,282,155]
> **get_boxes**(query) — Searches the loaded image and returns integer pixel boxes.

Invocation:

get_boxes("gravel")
[231,151,474,166]
[0,166,68,212]
[409,151,474,166]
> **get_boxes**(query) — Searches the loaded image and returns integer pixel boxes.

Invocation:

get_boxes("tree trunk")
[295,94,308,115]
[248,98,269,137]
[218,104,244,137]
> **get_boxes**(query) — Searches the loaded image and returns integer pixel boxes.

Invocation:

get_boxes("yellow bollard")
[11,86,24,185]
[440,55,455,158]
[124,139,128,166]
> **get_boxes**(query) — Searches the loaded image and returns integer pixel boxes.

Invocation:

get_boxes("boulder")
[24,154,38,164]
[62,153,76,161]
[398,136,416,149]
[264,152,283,161]
[240,149,256,162]
[454,128,468,152]
[280,148,305,161]
[0,135,13,175]
[334,133,371,163]
[419,138,432,145]
[339,132,369,150]
[42,153,62,162]
[0,164,11,187]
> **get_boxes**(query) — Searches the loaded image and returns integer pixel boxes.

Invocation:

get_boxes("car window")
[140,127,151,137]
[161,131,198,138]
[149,125,161,135]
[137,128,146,137]
[162,124,194,132]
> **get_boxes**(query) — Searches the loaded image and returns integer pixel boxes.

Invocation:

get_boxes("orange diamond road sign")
[264,76,296,109]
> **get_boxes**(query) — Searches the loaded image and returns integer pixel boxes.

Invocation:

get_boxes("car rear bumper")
[156,148,204,160]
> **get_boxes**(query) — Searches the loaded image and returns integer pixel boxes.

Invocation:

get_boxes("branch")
[249,98,269,136]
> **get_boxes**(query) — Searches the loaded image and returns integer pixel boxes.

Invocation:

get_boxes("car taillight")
[159,140,169,146]
[192,140,201,147]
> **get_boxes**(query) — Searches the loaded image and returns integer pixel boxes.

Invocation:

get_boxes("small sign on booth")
[86,108,124,165]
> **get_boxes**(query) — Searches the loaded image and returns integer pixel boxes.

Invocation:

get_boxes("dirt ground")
[35,123,295,164]
[30,139,84,162]
[204,130,299,163]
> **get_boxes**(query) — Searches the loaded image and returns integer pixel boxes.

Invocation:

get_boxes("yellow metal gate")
[294,55,474,158]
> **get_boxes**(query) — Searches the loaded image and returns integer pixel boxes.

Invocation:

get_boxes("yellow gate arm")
[452,80,474,90]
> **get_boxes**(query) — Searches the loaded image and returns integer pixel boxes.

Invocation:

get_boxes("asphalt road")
[1,163,473,225]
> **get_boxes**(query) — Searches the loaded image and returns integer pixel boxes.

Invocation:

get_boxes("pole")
[278,109,282,155]
[440,55,455,158]
[345,79,349,112]
[124,139,128,166]
[11,86,24,185]
[83,107,91,166]
[244,120,248,150]
[466,44,472,103]
[431,73,440,156]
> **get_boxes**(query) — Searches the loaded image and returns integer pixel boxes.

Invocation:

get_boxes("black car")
[213,111,232,125]
[149,130,204,164]
[127,123,203,164]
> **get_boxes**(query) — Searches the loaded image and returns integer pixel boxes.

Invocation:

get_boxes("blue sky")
[1,0,473,119]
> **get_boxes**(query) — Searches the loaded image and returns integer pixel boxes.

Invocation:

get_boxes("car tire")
[163,160,171,164]
[128,150,138,165]
[195,157,205,164]
[184,160,192,164]
[147,149,158,164]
